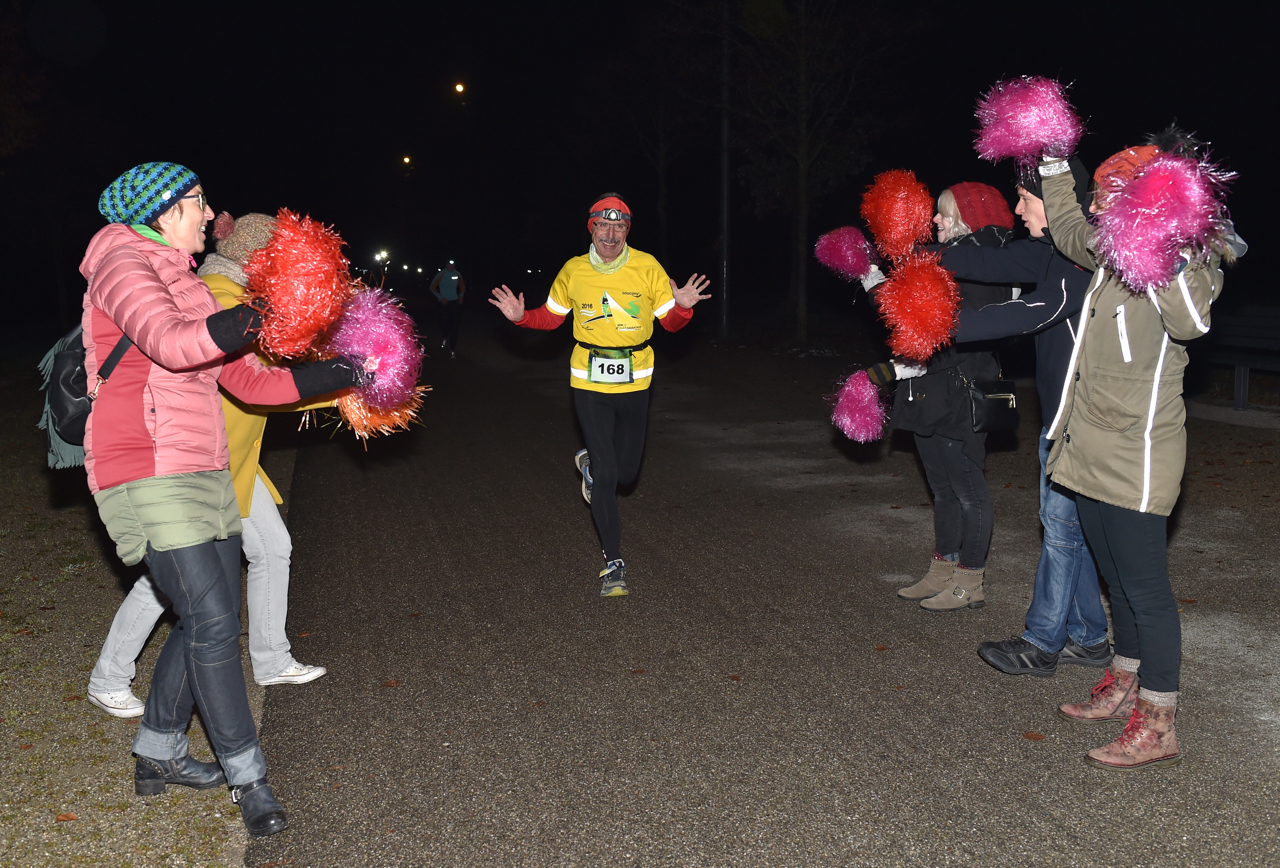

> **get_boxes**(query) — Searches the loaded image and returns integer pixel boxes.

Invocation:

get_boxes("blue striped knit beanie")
[98,162,200,225]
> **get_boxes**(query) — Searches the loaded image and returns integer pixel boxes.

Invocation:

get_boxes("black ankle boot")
[134,754,227,796]
[232,778,289,837]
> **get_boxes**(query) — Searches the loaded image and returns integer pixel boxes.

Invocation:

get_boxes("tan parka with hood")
[1039,161,1224,516]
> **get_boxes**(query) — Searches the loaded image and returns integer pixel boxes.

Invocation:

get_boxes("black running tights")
[573,388,650,562]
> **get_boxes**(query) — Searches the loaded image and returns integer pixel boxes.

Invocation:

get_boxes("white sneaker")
[255,662,327,686]
[87,689,145,718]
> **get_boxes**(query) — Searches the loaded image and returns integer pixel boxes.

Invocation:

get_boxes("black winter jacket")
[888,225,1012,466]
[941,235,1093,429]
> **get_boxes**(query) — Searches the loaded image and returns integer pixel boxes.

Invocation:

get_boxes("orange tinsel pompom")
[860,170,935,262]
[335,385,430,441]
[875,252,959,361]
[243,209,354,358]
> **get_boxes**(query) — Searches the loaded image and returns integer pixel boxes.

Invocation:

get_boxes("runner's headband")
[588,196,631,231]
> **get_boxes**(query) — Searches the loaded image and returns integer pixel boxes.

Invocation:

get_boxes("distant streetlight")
[403,264,408,270]
[417,268,422,273]
[455,83,464,93]
[403,156,411,164]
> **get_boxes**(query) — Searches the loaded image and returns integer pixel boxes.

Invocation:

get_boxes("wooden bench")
[1202,307,1280,410]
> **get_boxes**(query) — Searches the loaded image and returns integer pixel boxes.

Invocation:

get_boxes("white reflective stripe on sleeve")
[654,298,677,317]
[1176,272,1209,333]
[546,298,571,315]
[1047,268,1104,437]
[1115,304,1132,364]
[1139,332,1170,513]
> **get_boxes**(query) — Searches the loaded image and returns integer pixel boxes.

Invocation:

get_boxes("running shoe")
[600,559,628,597]
[1059,637,1113,668]
[574,448,593,504]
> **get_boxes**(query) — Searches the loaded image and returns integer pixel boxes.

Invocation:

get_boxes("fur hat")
[98,162,199,225]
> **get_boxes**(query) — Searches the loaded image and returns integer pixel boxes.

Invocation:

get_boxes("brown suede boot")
[1084,697,1181,770]
[1057,666,1139,723]
[897,556,956,601]
[919,566,986,611]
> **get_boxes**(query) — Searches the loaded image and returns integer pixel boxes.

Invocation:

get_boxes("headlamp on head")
[587,194,632,232]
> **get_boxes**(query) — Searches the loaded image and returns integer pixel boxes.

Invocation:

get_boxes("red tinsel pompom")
[243,209,353,358]
[815,226,875,281]
[860,170,934,262]
[875,252,959,361]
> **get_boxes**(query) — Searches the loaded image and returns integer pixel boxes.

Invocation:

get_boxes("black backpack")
[38,324,133,468]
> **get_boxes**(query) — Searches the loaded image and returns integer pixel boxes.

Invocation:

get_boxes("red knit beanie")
[947,182,1014,230]
[1093,145,1161,203]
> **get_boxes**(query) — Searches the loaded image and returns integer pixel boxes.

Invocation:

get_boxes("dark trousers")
[1074,495,1181,692]
[914,433,992,569]
[439,302,461,353]
[573,388,650,562]
[134,537,265,785]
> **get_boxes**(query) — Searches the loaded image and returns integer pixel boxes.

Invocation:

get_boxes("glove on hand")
[290,357,368,400]
[206,304,264,353]
[860,264,887,292]
[865,361,896,388]
[893,361,927,380]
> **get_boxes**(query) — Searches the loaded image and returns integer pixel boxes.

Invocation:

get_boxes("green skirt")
[94,470,242,566]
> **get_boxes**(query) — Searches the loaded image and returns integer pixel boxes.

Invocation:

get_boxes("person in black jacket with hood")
[892,183,1015,611]
[935,160,1115,676]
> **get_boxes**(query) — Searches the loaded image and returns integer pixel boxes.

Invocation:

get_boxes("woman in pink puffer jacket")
[83,163,359,838]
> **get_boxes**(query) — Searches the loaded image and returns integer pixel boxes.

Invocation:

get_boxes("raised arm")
[1040,162,1096,271]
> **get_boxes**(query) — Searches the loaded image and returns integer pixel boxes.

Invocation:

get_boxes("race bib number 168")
[587,351,634,384]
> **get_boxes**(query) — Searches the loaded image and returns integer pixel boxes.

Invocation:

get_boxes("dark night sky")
[2,0,1271,352]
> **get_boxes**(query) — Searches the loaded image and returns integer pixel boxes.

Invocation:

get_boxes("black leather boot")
[232,778,289,837]
[134,754,227,796]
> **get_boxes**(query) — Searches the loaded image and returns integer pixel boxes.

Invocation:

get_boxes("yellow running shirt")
[545,247,678,394]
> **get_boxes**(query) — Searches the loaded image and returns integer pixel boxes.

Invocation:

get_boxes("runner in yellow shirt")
[490,194,710,596]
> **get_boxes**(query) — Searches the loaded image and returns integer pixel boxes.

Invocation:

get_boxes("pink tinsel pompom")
[815,226,875,281]
[244,209,353,358]
[860,170,934,261]
[974,77,1083,167]
[875,252,959,361]
[1093,153,1234,293]
[832,370,886,443]
[325,289,423,410]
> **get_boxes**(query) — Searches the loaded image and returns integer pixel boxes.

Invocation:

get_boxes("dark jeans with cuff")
[131,537,266,786]
[914,433,992,569]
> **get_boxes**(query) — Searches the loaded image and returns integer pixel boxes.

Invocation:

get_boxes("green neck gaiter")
[589,243,630,275]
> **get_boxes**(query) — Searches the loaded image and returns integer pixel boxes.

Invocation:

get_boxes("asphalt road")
[244,317,1280,868]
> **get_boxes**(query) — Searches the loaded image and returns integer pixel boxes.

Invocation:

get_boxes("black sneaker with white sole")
[977,636,1059,677]
[1059,637,1113,668]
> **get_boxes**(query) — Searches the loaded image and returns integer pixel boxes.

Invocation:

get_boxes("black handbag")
[38,324,133,465]
[966,377,1020,433]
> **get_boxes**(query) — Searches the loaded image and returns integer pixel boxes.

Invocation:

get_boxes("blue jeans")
[1023,429,1109,653]
[131,538,266,786]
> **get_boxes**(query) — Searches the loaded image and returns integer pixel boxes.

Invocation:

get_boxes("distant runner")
[429,260,466,358]
[490,193,710,596]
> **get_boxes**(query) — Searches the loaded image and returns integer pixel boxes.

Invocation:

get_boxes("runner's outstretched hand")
[672,274,712,309]
[489,285,526,322]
